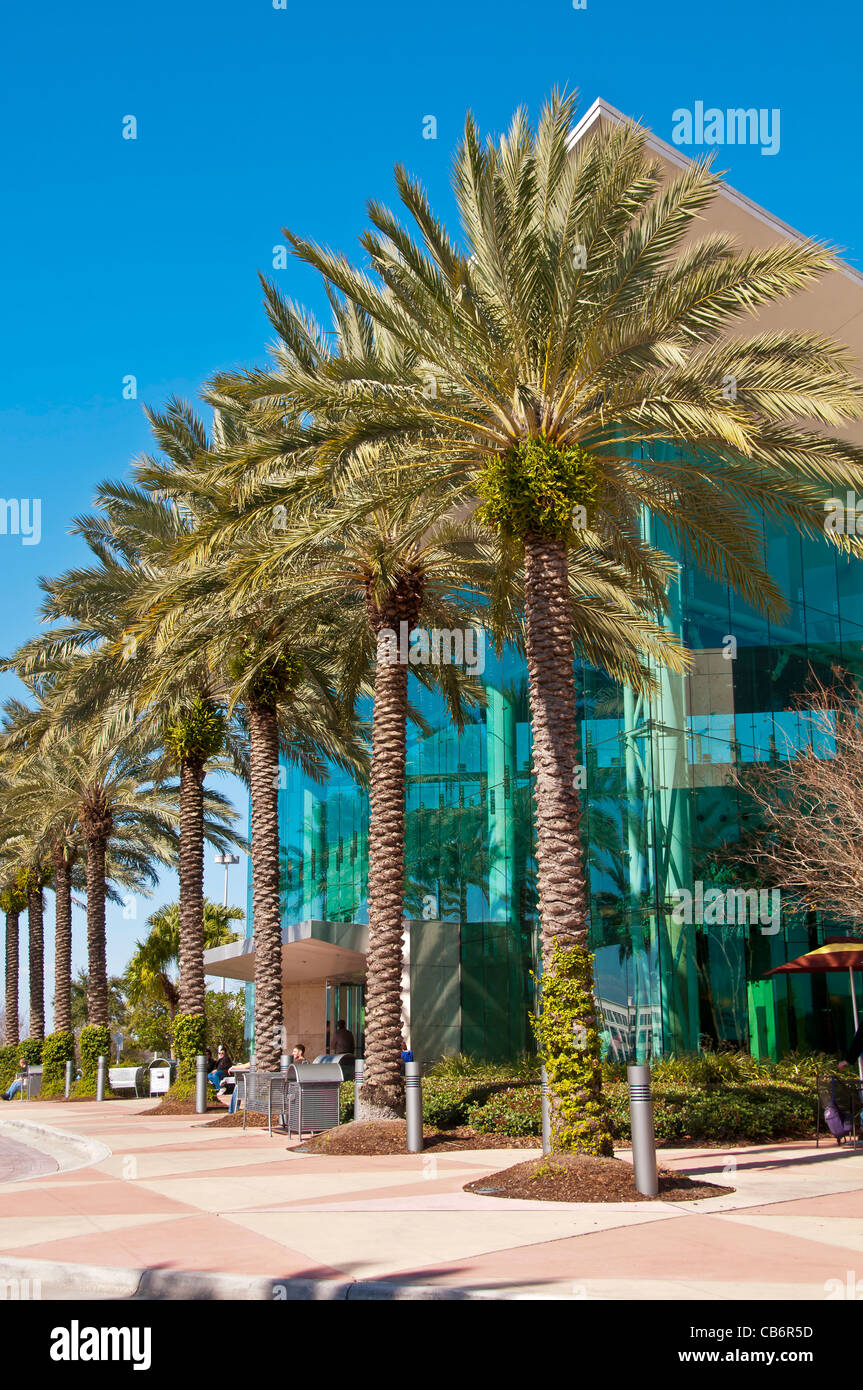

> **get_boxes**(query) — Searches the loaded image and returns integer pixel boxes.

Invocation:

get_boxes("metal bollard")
[280,1053,290,1077]
[353,1058,364,1124]
[195,1054,207,1113]
[405,1060,423,1153]
[96,1054,106,1103]
[541,1065,551,1155]
[627,1063,658,1196]
[64,1060,72,1098]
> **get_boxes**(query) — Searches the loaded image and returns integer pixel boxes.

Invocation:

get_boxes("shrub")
[606,1080,815,1144]
[0,1044,18,1093]
[168,1012,208,1100]
[468,1087,542,1137]
[448,1076,816,1145]
[340,1081,354,1124]
[18,1037,43,1066]
[74,1024,111,1097]
[426,1054,540,1083]
[41,1032,75,1097]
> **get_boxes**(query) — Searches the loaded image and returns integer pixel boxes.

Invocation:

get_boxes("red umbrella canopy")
[764,940,863,977]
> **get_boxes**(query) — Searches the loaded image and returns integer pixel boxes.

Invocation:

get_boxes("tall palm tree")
[281,93,863,1150]
[126,394,367,1075]
[192,284,684,1115]
[5,462,246,1037]
[0,846,27,1046]
[2,691,238,1030]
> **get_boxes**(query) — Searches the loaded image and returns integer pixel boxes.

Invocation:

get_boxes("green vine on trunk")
[477,436,601,544]
[74,1024,111,1097]
[531,941,614,1156]
[168,1011,208,1100]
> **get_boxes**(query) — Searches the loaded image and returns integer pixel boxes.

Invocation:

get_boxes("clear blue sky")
[1,0,858,1023]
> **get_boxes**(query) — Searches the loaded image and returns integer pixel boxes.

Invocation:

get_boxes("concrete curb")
[0,1117,112,1178]
[0,1254,495,1300]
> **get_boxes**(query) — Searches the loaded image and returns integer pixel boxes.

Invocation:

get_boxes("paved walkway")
[2,1099,863,1298]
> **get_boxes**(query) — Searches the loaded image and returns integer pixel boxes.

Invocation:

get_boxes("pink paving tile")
[16,1215,346,1278]
[382,1210,860,1287]
[264,1174,504,1209]
[0,1182,199,1219]
[725,1188,863,1218]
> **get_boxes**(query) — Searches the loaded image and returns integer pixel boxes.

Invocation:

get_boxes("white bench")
[108,1065,144,1097]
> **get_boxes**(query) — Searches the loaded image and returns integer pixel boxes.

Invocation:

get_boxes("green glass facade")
[264,481,863,1063]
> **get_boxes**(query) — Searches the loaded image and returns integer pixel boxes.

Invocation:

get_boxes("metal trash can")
[284,1062,344,1138]
[23,1066,43,1100]
[148,1058,175,1096]
[312,1052,355,1081]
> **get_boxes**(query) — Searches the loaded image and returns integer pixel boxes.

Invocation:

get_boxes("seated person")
[208,1044,232,1089]
[217,1060,250,1110]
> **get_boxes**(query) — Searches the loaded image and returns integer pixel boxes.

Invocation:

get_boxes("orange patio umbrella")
[765,939,863,1080]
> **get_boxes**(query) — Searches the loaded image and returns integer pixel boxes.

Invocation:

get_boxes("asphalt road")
[0,1132,58,1184]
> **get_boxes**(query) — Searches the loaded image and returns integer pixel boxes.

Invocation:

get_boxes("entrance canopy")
[203,919,368,985]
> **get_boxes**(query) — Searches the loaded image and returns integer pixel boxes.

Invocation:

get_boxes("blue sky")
[1,0,859,1021]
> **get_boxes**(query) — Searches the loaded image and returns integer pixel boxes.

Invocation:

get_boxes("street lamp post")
[213,854,241,993]
[213,853,241,908]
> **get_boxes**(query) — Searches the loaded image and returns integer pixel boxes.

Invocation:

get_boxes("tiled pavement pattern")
[3,1100,863,1299]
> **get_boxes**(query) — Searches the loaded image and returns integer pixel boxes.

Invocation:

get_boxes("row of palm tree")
[3,91,863,1146]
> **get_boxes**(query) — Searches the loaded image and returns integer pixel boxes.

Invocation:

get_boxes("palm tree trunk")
[361,632,410,1118]
[248,700,283,1071]
[524,537,611,1154]
[4,910,19,1045]
[28,888,45,1040]
[84,835,109,1026]
[52,852,73,1035]
[177,757,206,1018]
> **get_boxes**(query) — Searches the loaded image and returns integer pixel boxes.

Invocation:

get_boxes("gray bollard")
[405,1060,423,1153]
[280,1053,290,1077]
[353,1058,364,1124]
[195,1054,207,1113]
[64,1060,72,1099]
[96,1054,106,1103]
[541,1064,551,1155]
[627,1063,658,1196]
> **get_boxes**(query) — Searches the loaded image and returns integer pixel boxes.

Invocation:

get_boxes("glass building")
[206,100,863,1064]
[262,490,863,1064]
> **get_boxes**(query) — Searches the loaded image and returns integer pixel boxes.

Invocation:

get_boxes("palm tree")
[281,92,863,1150]
[187,284,683,1116]
[5,463,246,1038]
[124,899,243,1020]
[0,854,27,1045]
[129,397,367,1075]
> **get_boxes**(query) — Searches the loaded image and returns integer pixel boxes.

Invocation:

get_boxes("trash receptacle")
[148,1059,175,1096]
[285,1062,343,1138]
[313,1052,355,1081]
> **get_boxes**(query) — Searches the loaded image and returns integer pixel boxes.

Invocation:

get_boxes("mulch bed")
[204,1110,271,1128]
[297,1121,539,1155]
[464,1152,732,1203]
[138,1098,223,1116]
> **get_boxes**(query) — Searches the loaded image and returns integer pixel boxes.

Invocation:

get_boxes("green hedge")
[460,1080,817,1143]
[18,1038,43,1066]
[41,1032,75,1097]
[337,1053,825,1144]
[0,1044,18,1094]
[74,1024,111,1097]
